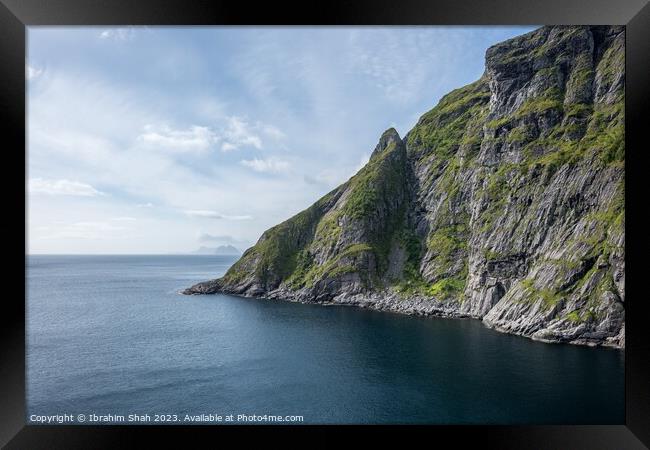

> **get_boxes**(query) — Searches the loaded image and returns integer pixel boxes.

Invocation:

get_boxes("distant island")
[184,25,624,349]
[191,245,242,256]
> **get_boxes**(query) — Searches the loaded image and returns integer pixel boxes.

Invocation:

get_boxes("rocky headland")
[184,26,625,348]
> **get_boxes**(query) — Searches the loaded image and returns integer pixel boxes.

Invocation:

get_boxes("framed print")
[1,0,649,448]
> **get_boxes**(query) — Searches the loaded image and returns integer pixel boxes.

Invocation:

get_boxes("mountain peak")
[371,128,401,158]
[192,245,241,255]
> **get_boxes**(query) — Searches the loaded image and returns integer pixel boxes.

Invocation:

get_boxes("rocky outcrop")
[184,26,625,349]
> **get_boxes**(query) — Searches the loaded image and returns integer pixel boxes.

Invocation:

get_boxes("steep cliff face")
[185,26,625,348]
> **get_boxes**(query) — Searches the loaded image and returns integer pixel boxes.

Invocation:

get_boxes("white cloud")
[136,202,154,208]
[184,209,222,219]
[184,210,252,220]
[136,118,283,154]
[29,178,104,197]
[26,64,43,80]
[138,124,218,153]
[240,157,290,174]
[99,28,136,41]
[220,142,237,152]
[220,116,263,151]
[225,214,254,220]
[347,28,464,105]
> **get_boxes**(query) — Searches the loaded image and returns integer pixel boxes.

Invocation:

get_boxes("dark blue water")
[26,255,624,424]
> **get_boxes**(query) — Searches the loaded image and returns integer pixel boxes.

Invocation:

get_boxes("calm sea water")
[26,255,624,424]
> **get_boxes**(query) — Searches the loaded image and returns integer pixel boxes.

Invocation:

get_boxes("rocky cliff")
[184,25,625,348]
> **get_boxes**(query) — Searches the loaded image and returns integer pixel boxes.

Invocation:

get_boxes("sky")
[27,25,537,254]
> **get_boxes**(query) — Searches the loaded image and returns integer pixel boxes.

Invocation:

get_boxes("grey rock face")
[184,26,625,349]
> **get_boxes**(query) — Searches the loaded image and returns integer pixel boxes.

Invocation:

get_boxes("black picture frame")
[2,0,648,448]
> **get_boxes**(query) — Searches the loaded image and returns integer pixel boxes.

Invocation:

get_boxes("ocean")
[26,255,624,424]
